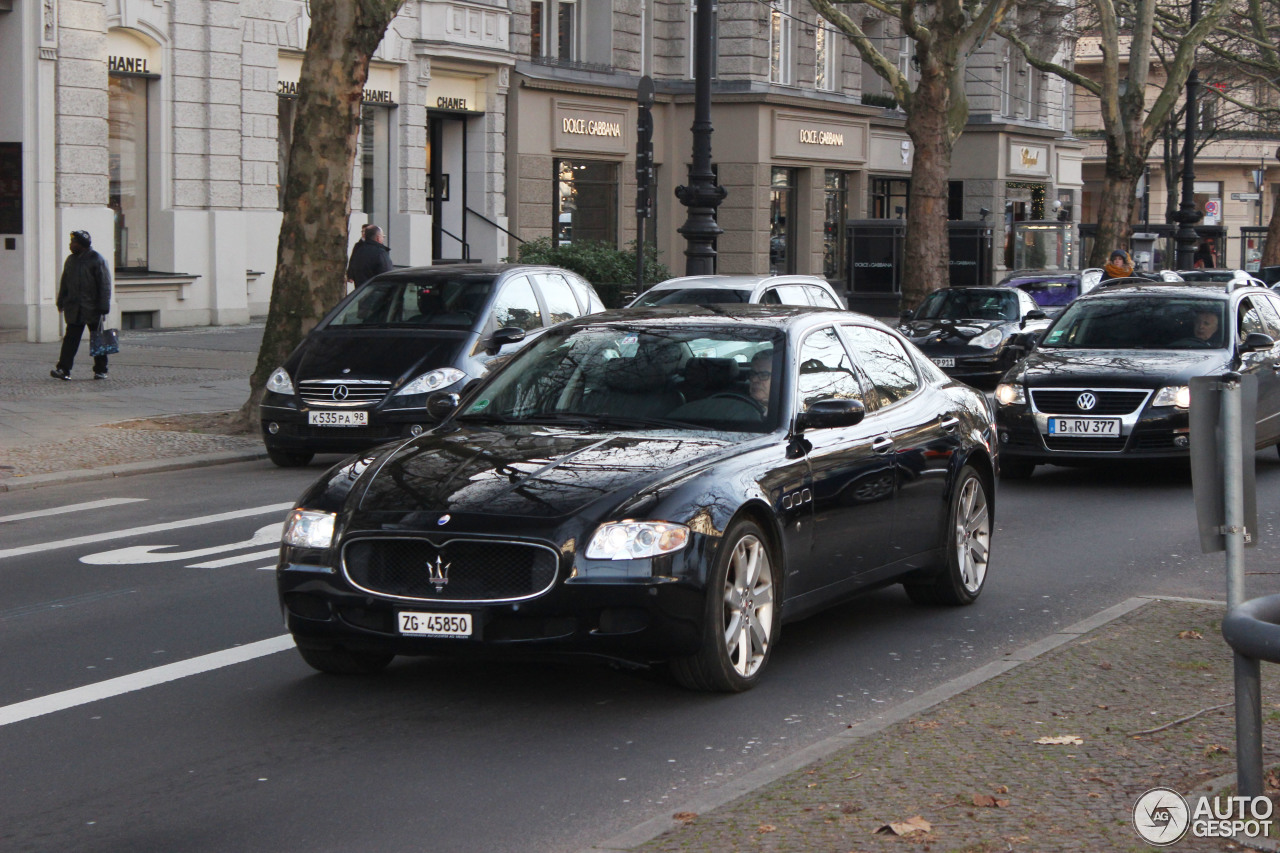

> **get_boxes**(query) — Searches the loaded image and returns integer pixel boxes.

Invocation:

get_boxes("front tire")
[905,465,991,606]
[671,519,778,692]
[297,646,394,675]
[268,447,315,468]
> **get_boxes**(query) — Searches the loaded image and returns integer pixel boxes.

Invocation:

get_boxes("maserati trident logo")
[332,385,350,401]
[1076,392,1098,411]
[428,555,451,591]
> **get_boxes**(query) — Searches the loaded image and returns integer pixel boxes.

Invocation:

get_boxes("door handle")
[939,416,960,432]
[872,435,894,454]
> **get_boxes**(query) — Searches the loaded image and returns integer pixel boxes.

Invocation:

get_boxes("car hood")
[1018,348,1231,387]
[901,318,1008,344]
[290,329,469,383]
[355,427,736,518]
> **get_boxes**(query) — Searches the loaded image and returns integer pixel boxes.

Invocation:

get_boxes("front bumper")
[913,345,1011,390]
[996,403,1190,462]
[261,399,437,455]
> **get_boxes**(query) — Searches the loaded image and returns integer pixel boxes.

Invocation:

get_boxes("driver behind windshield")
[1191,310,1220,346]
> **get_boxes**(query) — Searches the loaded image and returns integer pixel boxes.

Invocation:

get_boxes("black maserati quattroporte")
[277,306,998,691]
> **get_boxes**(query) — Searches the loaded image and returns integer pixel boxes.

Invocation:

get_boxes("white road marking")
[82,523,282,566]
[189,548,280,569]
[0,498,148,524]
[0,634,296,728]
[0,503,294,562]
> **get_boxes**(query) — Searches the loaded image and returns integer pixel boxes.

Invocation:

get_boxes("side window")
[491,276,544,332]
[567,275,606,314]
[796,327,863,412]
[761,288,784,305]
[841,324,920,406]
[1247,294,1280,339]
[1239,298,1268,338]
[535,272,582,324]
[774,285,809,305]
[806,286,841,308]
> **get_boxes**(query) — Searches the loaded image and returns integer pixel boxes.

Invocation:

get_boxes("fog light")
[267,422,280,435]
[999,431,1009,444]
[409,424,425,437]
[1174,435,1190,448]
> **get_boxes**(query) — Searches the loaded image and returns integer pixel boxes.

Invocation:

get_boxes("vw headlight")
[995,383,1026,406]
[585,521,690,560]
[266,367,295,395]
[395,367,466,396]
[282,509,336,549]
[1153,385,1191,409]
[968,328,1004,349]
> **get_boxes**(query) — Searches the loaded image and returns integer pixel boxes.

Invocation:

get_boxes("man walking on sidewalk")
[51,230,112,381]
[346,224,392,288]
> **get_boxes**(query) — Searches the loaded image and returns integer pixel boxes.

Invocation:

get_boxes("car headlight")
[1153,385,1191,409]
[282,509,336,549]
[585,521,690,560]
[266,367,295,395]
[995,383,1026,406]
[968,328,1004,349]
[395,367,466,396]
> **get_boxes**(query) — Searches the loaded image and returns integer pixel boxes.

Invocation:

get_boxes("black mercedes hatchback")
[994,280,1280,478]
[260,264,605,467]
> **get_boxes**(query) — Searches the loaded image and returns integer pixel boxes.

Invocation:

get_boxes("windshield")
[325,276,495,328]
[1012,279,1078,307]
[632,287,751,307]
[916,289,1018,321]
[1040,297,1228,349]
[460,325,785,433]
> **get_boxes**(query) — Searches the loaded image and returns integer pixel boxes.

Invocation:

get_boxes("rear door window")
[491,276,544,332]
[535,272,583,324]
[805,286,841,308]
[840,324,920,408]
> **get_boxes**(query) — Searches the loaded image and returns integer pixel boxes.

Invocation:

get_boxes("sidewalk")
[0,323,267,491]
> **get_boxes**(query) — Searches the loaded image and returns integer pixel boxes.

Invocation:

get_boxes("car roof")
[1079,281,1239,300]
[997,269,1092,283]
[369,263,581,282]
[646,274,836,292]
[561,303,883,331]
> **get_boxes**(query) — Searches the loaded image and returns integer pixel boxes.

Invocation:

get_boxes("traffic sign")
[1205,199,1220,216]
[1232,193,1261,201]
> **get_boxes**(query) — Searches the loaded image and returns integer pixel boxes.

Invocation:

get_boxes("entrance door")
[427,115,468,262]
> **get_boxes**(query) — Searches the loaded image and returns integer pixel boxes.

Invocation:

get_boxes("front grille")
[1043,435,1129,452]
[342,537,559,602]
[1031,389,1150,415]
[298,380,391,405]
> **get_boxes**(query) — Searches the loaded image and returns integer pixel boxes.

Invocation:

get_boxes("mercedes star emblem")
[1076,392,1098,411]
[333,385,349,401]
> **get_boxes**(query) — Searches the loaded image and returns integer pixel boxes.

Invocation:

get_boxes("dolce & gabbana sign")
[773,111,866,163]
[552,101,629,154]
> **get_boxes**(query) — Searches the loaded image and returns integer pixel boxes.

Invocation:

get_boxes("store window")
[360,106,392,232]
[823,171,849,279]
[770,167,797,274]
[769,0,791,85]
[871,177,909,219]
[109,74,150,269]
[555,159,618,247]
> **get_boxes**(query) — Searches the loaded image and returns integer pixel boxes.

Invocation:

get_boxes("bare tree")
[1000,0,1233,267]
[239,0,407,426]
[809,0,1017,309]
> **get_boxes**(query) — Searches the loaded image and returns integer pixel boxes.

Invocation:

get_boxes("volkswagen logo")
[332,385,349,401]
[1076,392,1098,411]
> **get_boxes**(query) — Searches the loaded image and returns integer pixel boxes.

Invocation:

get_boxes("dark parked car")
[628,274,845,309]
[259,264,605,467]
[277,306,997,691]
[899,287,1050,389]
[995,269,1103,316]
[994,280,1280,478]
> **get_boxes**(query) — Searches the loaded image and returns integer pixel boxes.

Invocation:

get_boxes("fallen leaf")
[973,794,1011,808]
[875,816,932,836]
[1178,630,1204,640]
[1097,661,1113,671]
[995,785,1010,794]
[1205,744,1231,756]
[758,824,777,833]
[1035,735,1084,745]
[672,812,697,824]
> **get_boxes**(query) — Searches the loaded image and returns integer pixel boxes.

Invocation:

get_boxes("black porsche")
[277,306,998,691]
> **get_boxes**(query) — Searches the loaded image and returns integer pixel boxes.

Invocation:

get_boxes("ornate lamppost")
[1174,0,1202,270]
[675,0,726,275]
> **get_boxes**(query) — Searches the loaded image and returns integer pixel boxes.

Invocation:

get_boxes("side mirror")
[486,325,526,355]
[426,391,461,421]
[1241,332,1275,353]
[900,309,914,323]
[795,398,866,433]
[1024,309,1047,322]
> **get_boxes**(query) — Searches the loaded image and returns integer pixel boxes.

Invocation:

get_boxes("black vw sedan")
[277,306,998,691]
[995,281,1280,478]
[259,264,605,468]
[899,287,1050,389]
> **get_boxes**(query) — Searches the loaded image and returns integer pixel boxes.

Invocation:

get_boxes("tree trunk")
[1087,152,1145,268]
[900,76,955,311]
[238,0,405,427]
[1264,194,1280,267]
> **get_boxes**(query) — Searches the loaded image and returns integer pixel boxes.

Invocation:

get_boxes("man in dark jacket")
[51,230,112,380]
[346,224,393,288]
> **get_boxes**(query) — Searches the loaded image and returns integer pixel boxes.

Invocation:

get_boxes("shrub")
[515,238,671,308]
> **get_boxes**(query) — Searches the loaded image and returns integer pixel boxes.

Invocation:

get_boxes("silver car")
[628,274,846,309]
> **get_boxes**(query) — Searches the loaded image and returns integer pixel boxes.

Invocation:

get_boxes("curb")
[0,448,269,493]
[579,595,1195,853]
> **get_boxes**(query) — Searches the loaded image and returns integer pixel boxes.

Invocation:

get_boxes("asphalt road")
[3,454,1280,853]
